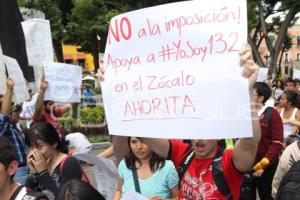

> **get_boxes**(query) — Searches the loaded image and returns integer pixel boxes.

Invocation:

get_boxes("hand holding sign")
[6,78,14,91]
[39,80,48,92]
[240,47,259,87]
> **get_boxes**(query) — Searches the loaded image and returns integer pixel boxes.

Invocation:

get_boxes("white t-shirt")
[65,132,92,154]
[20,93,38,128]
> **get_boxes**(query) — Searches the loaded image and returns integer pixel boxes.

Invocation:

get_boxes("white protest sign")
[2,55,29,104]
[22,19,54,66]
[293,69,300,79]
[102,0,251,139]
[74,153,118,200]
[257,67,268,82]
[43,62,82,102]
[0,45,6,95]
[121,190,148,200]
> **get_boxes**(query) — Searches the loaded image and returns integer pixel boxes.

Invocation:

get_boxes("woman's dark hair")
[27,122,69,153]
[0,137,17,169]
[55,179,105,200]
[125,137,165,172]
[284,91,298,107]
[253,82,271,104]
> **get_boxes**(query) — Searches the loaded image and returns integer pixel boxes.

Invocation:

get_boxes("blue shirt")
[0,113,28,165]
[118,159,179,198]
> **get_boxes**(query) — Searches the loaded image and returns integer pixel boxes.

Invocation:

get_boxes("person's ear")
[7,161,18,176]
[258,96,264,104]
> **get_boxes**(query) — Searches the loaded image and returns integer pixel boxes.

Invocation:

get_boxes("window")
[297,35,300,47]
[285,66,289,74]
[297,53,300,62]
[285,52,290,62]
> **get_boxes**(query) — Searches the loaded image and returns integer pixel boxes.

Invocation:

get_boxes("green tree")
[247,0,300,76]
[65,0,125,72]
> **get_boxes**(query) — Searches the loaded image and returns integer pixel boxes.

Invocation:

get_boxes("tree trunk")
[91,34,99,74]
[272,5,300,76]
[0,0,34,82]
[53,39,64,62]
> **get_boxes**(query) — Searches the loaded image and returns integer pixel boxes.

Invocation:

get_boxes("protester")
[0,137,48,200]
[250,82,283,200]
[285,78,296,92]
[97,46,261,199]
[19,89,38,129]
[272,140,300,198]
[25,122,84,200]
[32,80,73,136]
[113,137,178,200]
[295,78,300,91]
[272,79,284,100]
[276,91,300,138]
[0,78,29,184]
[82,85,95,106]
[55,179,105,200]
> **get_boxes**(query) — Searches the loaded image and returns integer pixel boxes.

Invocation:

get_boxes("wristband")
[38,169,48,176]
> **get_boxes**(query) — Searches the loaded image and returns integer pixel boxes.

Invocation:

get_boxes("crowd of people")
[1,46,300,200]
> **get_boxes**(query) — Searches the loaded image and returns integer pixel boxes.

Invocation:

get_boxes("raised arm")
[232,47,261,173]
[141,138,170,158]
[33,80,48,121]
[1,78,14,116]
[60,103,73,114]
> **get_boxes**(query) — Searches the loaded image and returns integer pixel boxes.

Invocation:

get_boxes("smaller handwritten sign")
[43,62,82,102]
[2,55,29,104]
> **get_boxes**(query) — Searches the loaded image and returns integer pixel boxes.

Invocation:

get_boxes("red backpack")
[59,156,91,184]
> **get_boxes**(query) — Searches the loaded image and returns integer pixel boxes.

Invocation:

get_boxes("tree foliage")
[247,0,300,76]
[64,0,127,72]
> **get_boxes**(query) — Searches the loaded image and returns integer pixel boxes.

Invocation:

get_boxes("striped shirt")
[118,159,179,198]
[0,113,28,165]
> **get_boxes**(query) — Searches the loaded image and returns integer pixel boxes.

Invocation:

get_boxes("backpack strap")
[132,167,141,193]
[60,155,91,185]
[178,145,194,187]
[59,155,70,176]
[212,148,233,200]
